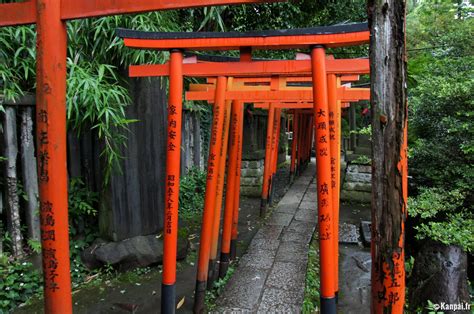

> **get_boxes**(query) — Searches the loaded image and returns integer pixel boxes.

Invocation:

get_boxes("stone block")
[240,186,262,197]
[242,159,263,169]
[339,223,360,244]
[240,168,264,178]
[347,164,371,174]
[343,182,372,192]
[240,176,263,186]
[345,172,372,183]
[340,190,371,203]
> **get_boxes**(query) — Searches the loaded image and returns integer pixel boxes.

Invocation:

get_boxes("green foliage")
[0,26,36,105]
[68,178,99,237]
[204,265,235,311]
[26,239,42,254]
[303,235,320,313]
[0,11,181,180]
[409,188,473,252]
[352,155,372,165]
[407,0,474,252]
[179,167,207,220]
[0,257,43,312]
[67,178,101,285]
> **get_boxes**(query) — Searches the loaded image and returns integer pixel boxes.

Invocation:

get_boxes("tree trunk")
[20,107,41,242]
[368,0,408,313]
[2,106,24,258]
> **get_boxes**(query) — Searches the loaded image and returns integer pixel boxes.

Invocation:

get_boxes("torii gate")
[0,1,282,313]
[118,24,370,313]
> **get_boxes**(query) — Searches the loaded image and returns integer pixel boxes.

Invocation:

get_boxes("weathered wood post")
[368,0,408,312]
[349,103,357,151]
[20,106,41,243]
[2,106,24,258]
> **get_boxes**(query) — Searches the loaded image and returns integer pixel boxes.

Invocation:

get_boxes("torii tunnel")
[116,23,378,313]
[0,1,408,313]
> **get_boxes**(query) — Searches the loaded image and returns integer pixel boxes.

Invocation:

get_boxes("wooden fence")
[0,77,205,248]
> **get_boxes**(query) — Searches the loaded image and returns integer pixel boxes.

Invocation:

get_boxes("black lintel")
[116,23,368,40]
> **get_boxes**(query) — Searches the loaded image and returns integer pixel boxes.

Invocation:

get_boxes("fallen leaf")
[176,297,185,309]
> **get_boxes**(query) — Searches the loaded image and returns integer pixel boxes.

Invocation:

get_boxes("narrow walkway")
[216,161,317,312]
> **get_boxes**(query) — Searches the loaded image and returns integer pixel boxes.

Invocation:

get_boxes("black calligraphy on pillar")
[40,201,59,291]
[166,175,175,234]
[43,248,59,292]
[320,183,329,195]
[331,157,337,188]
[319,210,331,240]
[319,148,328,157]
[38,109,48,123]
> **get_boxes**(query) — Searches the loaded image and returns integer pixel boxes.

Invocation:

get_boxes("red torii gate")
[118,24,370,313]
[0,1,282,313]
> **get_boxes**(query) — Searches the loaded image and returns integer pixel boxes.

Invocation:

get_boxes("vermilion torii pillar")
[0,1,281,313]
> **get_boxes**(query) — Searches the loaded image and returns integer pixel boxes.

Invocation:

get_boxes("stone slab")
[287,220,315,234]
[299,200,316,210]
[295,208,317,224]
[216,267,269,310]
[266,212,294,226]
[265,261,307,291]
[239,249,277,270]
[280,230,313,244]
[278,193,304,206]
[247,237,280,253]
[275,241,309,263]
[257,288,303,313]
[274,203,299,214]
[253,225,284,241]
[213,307,252,314]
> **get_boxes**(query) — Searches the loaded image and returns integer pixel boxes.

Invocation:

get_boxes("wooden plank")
[2,107,24,258]
[19,107,41,242]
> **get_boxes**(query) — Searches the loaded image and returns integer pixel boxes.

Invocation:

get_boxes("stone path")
[216,162,317,313]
